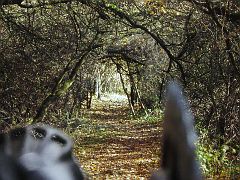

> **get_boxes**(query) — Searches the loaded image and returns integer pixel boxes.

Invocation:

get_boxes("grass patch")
[196,129,240,179]
[135,108,163,125]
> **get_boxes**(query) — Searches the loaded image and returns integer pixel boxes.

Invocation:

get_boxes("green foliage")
[0,3,239,178]
[196,129,239,179]
[56,80,74,96]
[137,108,163,124]
[106,3,118,10]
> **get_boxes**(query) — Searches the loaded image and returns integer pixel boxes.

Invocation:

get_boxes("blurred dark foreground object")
[0,125,85,180]
[0,82,201,180]
[151,82,202,180]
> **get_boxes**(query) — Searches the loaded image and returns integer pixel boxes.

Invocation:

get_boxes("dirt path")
[71,99,162,179]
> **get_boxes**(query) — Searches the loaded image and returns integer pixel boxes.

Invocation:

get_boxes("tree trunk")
[95,71,101,99]
[117,65,135,116]
[127,62,147,115]
[32,52,90,123]
[33,79,74,123]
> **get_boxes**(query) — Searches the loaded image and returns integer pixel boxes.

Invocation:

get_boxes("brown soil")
[72,100,162,179]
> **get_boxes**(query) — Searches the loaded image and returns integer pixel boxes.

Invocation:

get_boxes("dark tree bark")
[1,0,23,5]
[116,64,135,116]
[33,42,101,123]
[127,62,147,115]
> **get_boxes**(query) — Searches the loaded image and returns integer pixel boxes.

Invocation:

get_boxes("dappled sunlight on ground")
[71,97,162,179]
[100,93,128,102]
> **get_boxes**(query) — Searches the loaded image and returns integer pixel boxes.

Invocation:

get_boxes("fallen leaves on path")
[71,99,162,179]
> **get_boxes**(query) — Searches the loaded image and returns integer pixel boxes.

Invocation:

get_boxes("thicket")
[0,0,239,178]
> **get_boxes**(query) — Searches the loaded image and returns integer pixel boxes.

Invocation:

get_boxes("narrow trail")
[72,97,162,179]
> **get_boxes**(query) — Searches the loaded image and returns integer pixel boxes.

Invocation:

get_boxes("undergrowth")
[136,108,163,124]
[137,108,239,179]
[5,106,238,179]
[197,128,239,179]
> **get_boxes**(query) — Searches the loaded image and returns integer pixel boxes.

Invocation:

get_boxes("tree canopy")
[0,0,239,178]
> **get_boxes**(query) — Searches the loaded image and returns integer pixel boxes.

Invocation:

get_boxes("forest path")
[71,95,162,179]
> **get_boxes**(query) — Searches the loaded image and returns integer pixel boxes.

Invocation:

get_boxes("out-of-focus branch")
[0,0,23,5]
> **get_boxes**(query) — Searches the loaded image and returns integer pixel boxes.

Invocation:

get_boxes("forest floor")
[70,94,162,179]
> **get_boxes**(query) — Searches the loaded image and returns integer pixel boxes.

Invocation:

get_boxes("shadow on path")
[72,98,162,179]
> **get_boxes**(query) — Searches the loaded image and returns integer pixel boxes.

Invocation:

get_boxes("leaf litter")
[71,98,162,179]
